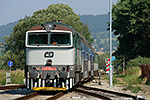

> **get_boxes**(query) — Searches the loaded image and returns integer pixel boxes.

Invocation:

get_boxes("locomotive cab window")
[28,33,48,45]
[50,32,71,46]
[26,31,73,47]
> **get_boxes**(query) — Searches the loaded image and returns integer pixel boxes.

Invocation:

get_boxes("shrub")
[126,56,150,69]
[0,69,25,85]
[0,70,6,85]
[123,67,143,85]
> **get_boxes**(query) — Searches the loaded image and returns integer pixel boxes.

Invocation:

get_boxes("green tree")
[0,3,93,70]
[112,0,150,61]
[99,52,110,70]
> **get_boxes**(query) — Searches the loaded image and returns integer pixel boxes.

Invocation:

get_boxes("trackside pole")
[109,0,113,87]
[98,71,101,85]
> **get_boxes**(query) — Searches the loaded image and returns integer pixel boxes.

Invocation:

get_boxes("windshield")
[28,33,48,45]
[27,31,72,47]
[50,33,71,45]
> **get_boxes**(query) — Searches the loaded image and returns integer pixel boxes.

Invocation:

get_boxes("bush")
[99,52,110,70]
[0,70,6,85]
[11,69,25,84]
[123,67,143,84]
[0,69,25,85]
[126,56,150,69]
[126,67,139,75]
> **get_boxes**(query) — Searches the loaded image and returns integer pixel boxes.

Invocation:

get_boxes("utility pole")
[123,57,125,75]
[109,0,113,87]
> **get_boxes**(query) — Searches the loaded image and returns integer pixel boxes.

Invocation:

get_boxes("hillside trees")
[92,31,117,51]
[112,0,150,61]
[0,21,18,40]
[0,3,93,70]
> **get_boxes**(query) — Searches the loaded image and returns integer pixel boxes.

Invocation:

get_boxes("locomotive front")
[25,23,75,91]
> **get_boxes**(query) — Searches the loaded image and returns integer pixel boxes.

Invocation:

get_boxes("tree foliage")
[0,21,18,41]
[112,0,150,61]
[92,31,117,51]
[0,3,93,70]
[99,52,110,70]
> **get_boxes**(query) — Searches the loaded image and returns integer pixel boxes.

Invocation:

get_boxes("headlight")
[32,66,40,71]
[45,24,52,32]
[62,67,66,71]
[58,67,61,71]
[32,66,37,71]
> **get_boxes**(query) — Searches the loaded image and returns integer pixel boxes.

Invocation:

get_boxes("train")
[25,21,99,91]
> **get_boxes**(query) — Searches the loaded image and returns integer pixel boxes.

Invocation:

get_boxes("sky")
[0,0,118,26]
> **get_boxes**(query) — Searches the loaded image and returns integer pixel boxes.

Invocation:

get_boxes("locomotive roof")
[28,22,75,32]
[27,22,94,51]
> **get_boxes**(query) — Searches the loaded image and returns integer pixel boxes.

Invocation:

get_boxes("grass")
[0,70,6,85]
[114,74,126,78]
[103,75,120,85]
[120,67,144,93]
[103,67,145,93]
[0,69,25,85]
[122,84,142,93]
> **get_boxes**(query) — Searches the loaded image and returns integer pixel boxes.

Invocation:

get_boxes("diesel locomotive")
[25,21,99,91]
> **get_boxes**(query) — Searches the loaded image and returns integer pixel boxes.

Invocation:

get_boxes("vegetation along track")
[76,85,146,100]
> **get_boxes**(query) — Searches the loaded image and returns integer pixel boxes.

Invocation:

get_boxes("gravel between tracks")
[0,78,150,100]
[57,78,150,100]
[0,88,34,100]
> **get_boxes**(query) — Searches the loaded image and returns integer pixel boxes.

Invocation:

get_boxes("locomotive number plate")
[41,67,57,71]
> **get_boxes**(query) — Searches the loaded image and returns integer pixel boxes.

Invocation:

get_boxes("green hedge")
[126,56,150,69]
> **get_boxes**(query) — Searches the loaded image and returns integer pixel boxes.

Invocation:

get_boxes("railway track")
[1,77,147,100]
[73,85,146,100]
[13,78,91,100]
[46,91,67,100]
[0,84,26,90]
[73,88,111,100]
[14,92,39,100]
[14,91,67,100]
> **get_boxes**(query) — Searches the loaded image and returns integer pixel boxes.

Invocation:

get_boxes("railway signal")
[105,58,110,73]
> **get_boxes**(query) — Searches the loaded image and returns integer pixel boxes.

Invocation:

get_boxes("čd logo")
[44,52,54,58]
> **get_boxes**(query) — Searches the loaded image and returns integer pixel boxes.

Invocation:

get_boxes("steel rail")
[0,84,26,90]
[14,92,39,100]
[73,88,111,100]
[79,85,146,100]
[46,91,67,100]
[46,77,93,100]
